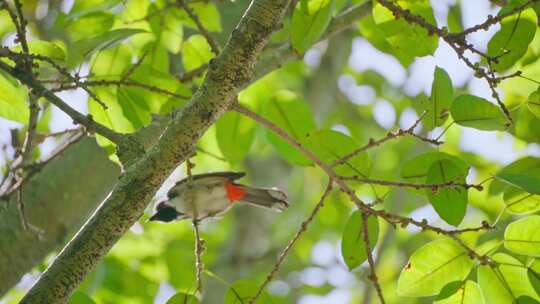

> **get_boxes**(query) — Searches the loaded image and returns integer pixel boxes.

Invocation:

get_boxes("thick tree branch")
[20,0,291,302]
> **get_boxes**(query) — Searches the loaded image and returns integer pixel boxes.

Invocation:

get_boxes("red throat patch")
[224,181,246,202]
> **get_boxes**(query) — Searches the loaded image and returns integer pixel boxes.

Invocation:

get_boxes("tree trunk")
[0,137,120,296]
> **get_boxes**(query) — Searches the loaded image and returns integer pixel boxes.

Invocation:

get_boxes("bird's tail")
[237,185,289,212]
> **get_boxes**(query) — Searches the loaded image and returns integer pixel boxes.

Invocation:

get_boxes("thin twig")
[177,0,221,55]
[332,111,441,167]
[196,146,226,162]
[0,60,123,144]
[192,220,205,293]
[452,0,539,37]
[375,0,515,125]
[20,94,40,165]
[233,104,491,237]
[250,181,334,303]
[1,130,85,200]
[16,188,44,238]
[51,79,190,100]
[177,64,208,82]
[342,176,483,191]
[120,50,149,82]
[361,212,385,304]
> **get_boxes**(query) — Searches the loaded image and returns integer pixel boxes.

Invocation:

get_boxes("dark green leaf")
[426,66,453,130]
[426,159,468,226]
[517,296,540,304]
[497,172,540,195]
[291,0,334,53]
[529,260,540,297]
[450,95,507,131]
[166,292,200,304]
[401,151,468,180]
[491,157,540,195]
[341,211,379,270]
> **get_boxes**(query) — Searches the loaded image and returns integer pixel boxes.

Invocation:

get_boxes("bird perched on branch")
[149,172,289,222]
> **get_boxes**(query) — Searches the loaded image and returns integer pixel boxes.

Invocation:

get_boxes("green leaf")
[66,12,114,41]
[491,157,540,195]
[91,44,132,77]
[181,34,214,72]
[166,292,200,304]
[264,91,316,166]
[372,0,438,59]
[401,152,468,180]
[117,87,151,129]
[88,87,135,147]
[12,40,66,62]
[0,70,28,123]
[503,187,540,214]
[69,29,145,67]
[434,280,484,304]
[159,9,184,54]
[426,159,468,226]
[291,0,334,53]
[529,259,540,297]
[450,95,507,131]
[216,110,257,163]
[305,130,370,177]
[68,291,96,304]
[527,87,540,118]
[505,215,540,257]
[224,280,270,304]
[71,0,122,15]
[497,172,540,195]
[517,296,540,304]
[120,65,189,115]
[188,3,222,32]
[357,15,414,67]
[426,66,453,130]
[478,253,539,304]
[397,238,474,297]
[341,211,379,270]
[487,6,537,71]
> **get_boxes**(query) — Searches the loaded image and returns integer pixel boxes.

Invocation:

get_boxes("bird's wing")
[167,171,246,198]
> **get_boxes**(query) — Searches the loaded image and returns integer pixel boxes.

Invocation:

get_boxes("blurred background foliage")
[1,0,540,303]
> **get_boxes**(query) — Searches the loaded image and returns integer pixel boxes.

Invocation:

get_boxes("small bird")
[149,172,289,222]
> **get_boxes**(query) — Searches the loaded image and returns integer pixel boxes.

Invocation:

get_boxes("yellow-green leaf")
[397,238,474,297]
